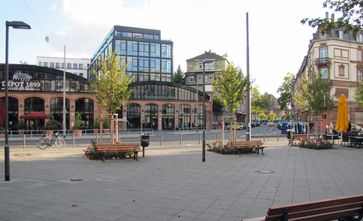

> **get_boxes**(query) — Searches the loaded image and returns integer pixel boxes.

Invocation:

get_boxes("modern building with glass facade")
[90,25,212,130]
[0,64,98,131]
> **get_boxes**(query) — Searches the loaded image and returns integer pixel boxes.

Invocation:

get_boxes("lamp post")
[45,38,66,137]
[4,21,31,181]
[202,59,215,162]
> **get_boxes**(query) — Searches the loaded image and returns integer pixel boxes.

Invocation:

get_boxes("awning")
[20,112,48,120]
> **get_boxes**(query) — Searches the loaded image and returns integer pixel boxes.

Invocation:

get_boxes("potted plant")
[44,115,61,136]
[93,118,100,134]
[103,119,110,133]
[73,113,83,136]
[18,119,26,135]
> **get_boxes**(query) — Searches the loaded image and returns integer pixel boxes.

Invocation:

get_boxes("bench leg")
[261,148,264,155]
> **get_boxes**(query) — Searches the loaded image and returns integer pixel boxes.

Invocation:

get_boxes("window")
[320,67,329,79]
[50,62,54,68]
[139,42,149,57]
[358,49,363,62]
[79,64,83,69]
[55,63,60,68]
[338,64,345,76]
[357,33,363,42]
[144,34,153,39]
[120,40,126,55]
[44,62,48,67]
[150,43,160,57]
[61,63,65,68]
[162,59,171,73]
[127,57,138,71]
[150,58,160,72]
[358,69,363,82]
[320,47,328,58]
[127,41,138,56]
[38,62,42,66]
[153,35,159,40]
[121,32,132,37]
[115,40,121,55]
[189,76,195,82]
[161,44,171,58]
[133,33,143,38]
[73,63,77,69]
[67,63,71,69]
[139,58,149,72]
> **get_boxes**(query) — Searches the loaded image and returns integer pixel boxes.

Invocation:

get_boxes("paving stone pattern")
[1,143,363,221]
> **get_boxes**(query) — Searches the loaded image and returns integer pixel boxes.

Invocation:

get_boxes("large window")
[75,98,94,129]
[127,41,138,56]
[150,58,160,72]
[127,57,138,71]
[320,47,328,58]
[162,104,174,130]
[144,104,158,130]
[50,98,70,129]
[150,43,160,57]
[139,42,149,57]
[162,59,172,73]
[139,58,149,72]
[127,103,141,129]
[161,44,171,58]
[320,67,329,79]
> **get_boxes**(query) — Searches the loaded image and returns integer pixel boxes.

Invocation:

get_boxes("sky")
[1,0,328,96]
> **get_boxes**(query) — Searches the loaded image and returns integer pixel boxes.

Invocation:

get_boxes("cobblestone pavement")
[1,140,363,221]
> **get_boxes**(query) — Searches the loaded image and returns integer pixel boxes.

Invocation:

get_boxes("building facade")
[294,14,363,129]
[0,64,98,131]
[185,50,229,95]
[36,56,90,79]
[89,25,212,130]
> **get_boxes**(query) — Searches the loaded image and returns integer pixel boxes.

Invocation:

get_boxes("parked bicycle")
[37,132,66,150]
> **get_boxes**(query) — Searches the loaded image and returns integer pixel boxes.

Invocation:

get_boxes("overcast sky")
[1,0,328,96]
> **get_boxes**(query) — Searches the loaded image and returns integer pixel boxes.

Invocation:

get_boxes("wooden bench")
[96,143,140,161]
[243,194,363,221]
[228,140,264,155]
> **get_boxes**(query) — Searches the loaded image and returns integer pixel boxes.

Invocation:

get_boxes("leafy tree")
[277,73,295,117]
[212,96,224,116]
[212,64,248,141]
[173,65,185,84]
[293,71,334,133]
[267,112,277,121]
[355,82,363,107]
[252,86,268,116]
[90,52,133,141]
[301,0,363,33]
[258,112,267,120]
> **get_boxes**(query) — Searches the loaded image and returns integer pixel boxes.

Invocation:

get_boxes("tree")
[173,65,185,84]
[293,71,334,133]
[251,86,268,118]
[277,73,295,118]
[267,111,277,121]
[212,64,248,141]
[355,82,363,107]
[90,52,133,142]
[301,0,363,33]
[212,96,224,116]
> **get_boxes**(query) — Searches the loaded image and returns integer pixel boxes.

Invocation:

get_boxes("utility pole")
[246,12,251,141]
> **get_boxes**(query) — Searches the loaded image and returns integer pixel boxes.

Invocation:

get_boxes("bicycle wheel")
[37,138,48,150]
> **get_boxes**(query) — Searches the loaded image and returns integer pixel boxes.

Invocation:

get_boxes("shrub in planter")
[73,113,83,136]
[44,115,61,136]
[298,140,333,149]
[18,119,26,134]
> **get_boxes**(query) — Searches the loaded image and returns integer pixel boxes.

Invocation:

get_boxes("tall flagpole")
[246,12,251,141]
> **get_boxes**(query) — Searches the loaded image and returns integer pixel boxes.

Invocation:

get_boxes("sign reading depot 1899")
[2,71,41,90]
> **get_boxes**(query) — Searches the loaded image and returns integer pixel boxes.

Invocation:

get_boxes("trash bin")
[140,133,150,158]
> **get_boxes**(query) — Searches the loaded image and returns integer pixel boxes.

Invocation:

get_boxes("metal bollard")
[263,133,266,142]
[277,131,280,142]
[199,133,201,144]
[73,134,75,148]
[180,133,182,145]
[96,132,98,143]
[160,134,162,146]
[23,134,26,149]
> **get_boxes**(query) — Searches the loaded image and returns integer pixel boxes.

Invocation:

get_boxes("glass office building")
[89,26,212,131]
[89,26,173,82]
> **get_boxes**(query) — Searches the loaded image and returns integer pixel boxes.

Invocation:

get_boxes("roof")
[186,50,226,62]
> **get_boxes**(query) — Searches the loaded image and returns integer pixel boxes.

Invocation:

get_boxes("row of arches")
[0,96,93,130]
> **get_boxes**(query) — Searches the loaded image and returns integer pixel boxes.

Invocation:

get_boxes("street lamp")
[201,59,215,162]
[4,21,31,181]
[45,38,67,138]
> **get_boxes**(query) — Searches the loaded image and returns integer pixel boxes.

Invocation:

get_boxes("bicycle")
[37,132,66,150]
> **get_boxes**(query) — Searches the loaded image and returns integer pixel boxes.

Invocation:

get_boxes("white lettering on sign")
[1,70,41,90]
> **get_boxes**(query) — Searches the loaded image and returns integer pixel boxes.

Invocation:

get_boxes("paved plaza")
[1,139,363,221]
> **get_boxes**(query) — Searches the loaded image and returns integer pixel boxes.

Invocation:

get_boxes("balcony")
[315,57,331,65]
